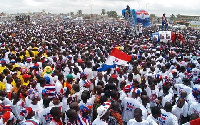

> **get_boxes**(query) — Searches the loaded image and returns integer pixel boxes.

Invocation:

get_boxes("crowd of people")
[0,14,200,125]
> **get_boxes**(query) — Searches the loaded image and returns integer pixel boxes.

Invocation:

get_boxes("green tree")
[107,11,118,18]
[70,12,74,16]
[150,14,156,23]
[170,14,176,22]
[77,10,82,16]
[107,11,110,17]
[101,9,106,15]
[176,14,181,21]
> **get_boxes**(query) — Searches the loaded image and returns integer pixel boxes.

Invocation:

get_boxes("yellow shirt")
[19,75,24,84]
[25,50,30,57]
[22,80,29,86]
[42,53,48,58]
[12,63,20,70]
[11,51,15,54]
[0,66,7,73]
[32,47,39,58]
[20,55,24,60]
[11,79,16,87]
[17,71,21,77]
[32,51,39,58]
[0,81,6,90]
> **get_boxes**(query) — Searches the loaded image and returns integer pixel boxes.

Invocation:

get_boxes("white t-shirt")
[79,95,95,106]
[172,105,183,122]
[43,73,54,84]
[174,84,192,97]
[72,91,82,102]
[2,98,12,105]
[38,107,52,125]
[28,103,43,119]
[192,68,199,78]
[133,74,141,83]
[63,67,70,80]
[52,75,58,84]
[158,109,178,125]
[189,102,200,116]
[146,88,159,107]
[179,101,189,117]
[12,99,25,120]
[146,114,159,125]
[36,85,45,99]
[179,72,185,80]
[0,118,3,125]
[117,76,125,90]
[94,78,106,86]
[84,67,93,80]
[187,93,197,107]
[121,97,140,122]
[172,77,182,85]
[127,119,149,125]
[162,93,173,107]
[72,72,80,80]
[5,83,13,92]
[62,97,70,113]
[92,117,108,125]
[55,80,63,93]
[25,96,32,107]
[19,118,40,125]
[140,103,151,120]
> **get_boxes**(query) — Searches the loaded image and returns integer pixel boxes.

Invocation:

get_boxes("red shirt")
[190,118,200,125]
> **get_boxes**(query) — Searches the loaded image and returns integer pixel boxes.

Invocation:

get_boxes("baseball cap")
[171,69,177,73]
[110,74,117,79]
[77,59,84,63]
[22,74,31,79]
[66,74,75,79]
[2,111,14,124]
[0,59,6,64]
[97,105,109,118]
[123,84,133,92]
[44,66,52,74]
[10,59,16,63]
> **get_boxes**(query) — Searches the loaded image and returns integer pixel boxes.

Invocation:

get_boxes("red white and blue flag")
[98,48,132,71]
[136,10,149,20]
[44,84,56,99]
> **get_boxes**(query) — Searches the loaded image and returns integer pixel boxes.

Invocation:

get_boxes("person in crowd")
[159,102,178,125]
[110,102,123,125]
[127,108,149,125]
[147,106,161,124]
[66,109,78,125]
[121,90,140,124]
[19,107,40,125]
[49,107,63,125]
[92,104,110,125]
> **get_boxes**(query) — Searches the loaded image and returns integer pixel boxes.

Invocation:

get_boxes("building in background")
[177,14,200,22]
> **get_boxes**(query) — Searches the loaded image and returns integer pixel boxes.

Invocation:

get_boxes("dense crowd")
[0,14,200,125]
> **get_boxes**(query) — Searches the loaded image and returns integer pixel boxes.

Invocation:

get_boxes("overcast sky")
[1,0,200,17]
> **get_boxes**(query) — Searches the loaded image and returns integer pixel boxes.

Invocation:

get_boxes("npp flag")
[97,48,132,71]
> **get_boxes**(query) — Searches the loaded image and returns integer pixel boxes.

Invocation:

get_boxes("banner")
[159,31,171,43]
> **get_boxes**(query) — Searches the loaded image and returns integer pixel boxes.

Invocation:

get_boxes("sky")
[0,0,200,17]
